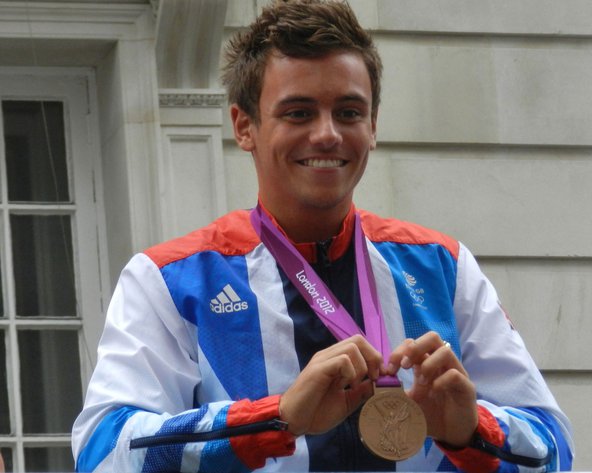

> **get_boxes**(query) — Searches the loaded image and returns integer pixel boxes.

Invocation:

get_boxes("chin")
[301,194,350,211]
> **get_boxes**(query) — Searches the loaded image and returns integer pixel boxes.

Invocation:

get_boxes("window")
[0,69,106,472]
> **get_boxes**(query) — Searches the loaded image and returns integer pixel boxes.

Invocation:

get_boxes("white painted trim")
[158,124,227,240]
[0,2,150,39]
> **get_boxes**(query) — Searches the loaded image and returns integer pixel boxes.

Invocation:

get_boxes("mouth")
[298,159,346,168]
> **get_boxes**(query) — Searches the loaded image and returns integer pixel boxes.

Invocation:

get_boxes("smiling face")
[232,50,377,241]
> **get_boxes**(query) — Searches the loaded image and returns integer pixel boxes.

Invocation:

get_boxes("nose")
[310,112,342,149]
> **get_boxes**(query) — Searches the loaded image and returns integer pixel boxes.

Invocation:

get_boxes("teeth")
[301,159,344,168]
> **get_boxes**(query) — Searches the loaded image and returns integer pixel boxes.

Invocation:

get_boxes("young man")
[72,1,573,471]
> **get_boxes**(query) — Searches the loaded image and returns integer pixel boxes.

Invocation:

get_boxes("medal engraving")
[359,387,426,461]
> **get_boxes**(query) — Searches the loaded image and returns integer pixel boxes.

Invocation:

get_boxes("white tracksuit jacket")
[72,207,574,472]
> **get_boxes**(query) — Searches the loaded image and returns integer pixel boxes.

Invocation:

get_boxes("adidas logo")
[210,284,249,314]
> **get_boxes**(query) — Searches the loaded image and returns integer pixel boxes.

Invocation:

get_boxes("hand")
[280,334,383,436]
[387,331,478,447]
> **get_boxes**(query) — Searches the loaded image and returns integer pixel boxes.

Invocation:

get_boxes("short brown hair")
[221,0,382,121]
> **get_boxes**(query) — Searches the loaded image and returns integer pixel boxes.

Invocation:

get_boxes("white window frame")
[0,67,109,471]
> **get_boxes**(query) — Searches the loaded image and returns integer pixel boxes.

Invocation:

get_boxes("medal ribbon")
[250,204,399,387]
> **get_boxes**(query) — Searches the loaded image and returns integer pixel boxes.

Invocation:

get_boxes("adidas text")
[210,284,249,314]
[210,301,249,314]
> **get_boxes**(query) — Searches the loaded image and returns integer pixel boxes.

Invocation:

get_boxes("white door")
[0,68,107,472]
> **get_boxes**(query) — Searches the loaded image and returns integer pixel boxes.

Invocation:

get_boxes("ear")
[230,104,256,152]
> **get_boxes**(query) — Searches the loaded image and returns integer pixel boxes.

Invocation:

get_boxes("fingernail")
[401,356,412,369]
[418,374,428,385]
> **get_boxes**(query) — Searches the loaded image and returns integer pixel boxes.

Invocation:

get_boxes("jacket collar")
[257,201,356,264]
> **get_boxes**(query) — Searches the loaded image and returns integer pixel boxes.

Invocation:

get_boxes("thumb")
[343,379,374,416]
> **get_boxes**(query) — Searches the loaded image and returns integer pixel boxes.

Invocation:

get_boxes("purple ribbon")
[250,205,399,387]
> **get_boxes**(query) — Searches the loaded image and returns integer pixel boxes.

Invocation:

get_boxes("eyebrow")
[276,94,370,107]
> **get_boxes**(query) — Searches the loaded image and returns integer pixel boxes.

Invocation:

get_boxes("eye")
[283,109,312,122]
[337,108,363,121]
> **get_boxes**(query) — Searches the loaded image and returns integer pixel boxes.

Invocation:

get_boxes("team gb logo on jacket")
[402,271,427,310]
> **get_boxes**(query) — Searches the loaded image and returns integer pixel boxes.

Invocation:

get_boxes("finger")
[415,343,466,384]
[399,331,450,367]
[411,331,446,355]
[342,334,383,380]
[431,368,475,400]
[307,351,360,387]
[314,335,382,381]
[344,378,374,414]
[386,338,415,375]
[350,336,383,380]
[335,353,362,388]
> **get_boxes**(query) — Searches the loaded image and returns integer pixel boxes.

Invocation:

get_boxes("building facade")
[0,0,590,470]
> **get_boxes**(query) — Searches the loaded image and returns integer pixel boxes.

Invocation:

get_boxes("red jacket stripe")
[360,210,460,261]
[144,210,260,268]
[227,395,296,469]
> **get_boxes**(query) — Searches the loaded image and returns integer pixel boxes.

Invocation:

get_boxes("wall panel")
[356,148,592,257]
[375,36,592,146]
[481,259,592,370]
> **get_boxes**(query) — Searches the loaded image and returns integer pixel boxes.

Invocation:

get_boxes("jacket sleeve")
[441,243,574,472]
[71,254,295,473]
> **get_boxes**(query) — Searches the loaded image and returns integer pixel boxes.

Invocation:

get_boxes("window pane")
[2,101,70,203]
[18,330,82,434]
[11,215,76,317]
[24,447,73,473]
[0,447,12,473]
[0,331,10,434]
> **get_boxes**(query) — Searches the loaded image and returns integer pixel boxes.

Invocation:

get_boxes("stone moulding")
[158,90,227,108]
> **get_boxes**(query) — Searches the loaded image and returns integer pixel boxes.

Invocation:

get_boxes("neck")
[260,200,351,243]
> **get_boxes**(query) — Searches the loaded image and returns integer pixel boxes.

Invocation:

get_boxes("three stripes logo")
[210,284,249,314]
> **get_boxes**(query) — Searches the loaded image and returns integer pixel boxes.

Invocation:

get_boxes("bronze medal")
[359,386,427,461]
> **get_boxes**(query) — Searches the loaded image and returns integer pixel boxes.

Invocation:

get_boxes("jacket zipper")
[129,418,288,449]
[316,239,332,283]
